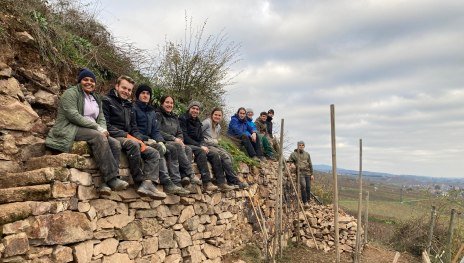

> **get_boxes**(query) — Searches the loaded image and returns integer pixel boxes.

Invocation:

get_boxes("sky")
[85,0,463,178]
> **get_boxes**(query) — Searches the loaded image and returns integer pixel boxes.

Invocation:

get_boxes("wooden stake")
[354,139,363,263]
[392,251,401,263]
[364,191,369,244]
[446,209,456,263]
[452,243,464,263]
[426,206,436,255]
[296,147,301,243]
[278,119,284,258]
[330,104,340,263]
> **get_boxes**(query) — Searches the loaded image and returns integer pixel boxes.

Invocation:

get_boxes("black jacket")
[178,112,205,147]
[102,89,144,140]
[155,107,183,142]
[266,115,273,135]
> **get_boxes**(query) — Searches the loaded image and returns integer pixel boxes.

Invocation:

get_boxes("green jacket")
[45,85,106,152]
[288,149,313,175]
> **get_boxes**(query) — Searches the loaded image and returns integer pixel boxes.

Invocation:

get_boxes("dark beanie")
[268,109,275,114]
[77,68,96,83]
[135,84,153,100]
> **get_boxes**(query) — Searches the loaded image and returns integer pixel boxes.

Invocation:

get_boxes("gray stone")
[162,195,180,205]
[187,245,204,263]
[52,181,77,198]
[183,216,200,231]
[26,246,53,259]
[118,241,142,259]
[77,185,98,201]
[15,31,35,43]
[135,209,157,218]
[70,168,92,186]
[117,221,142,241]
[3,232,29,257]
[164,254,182,263]
[0,77,22,98]
[174,229,192,249]
[128,201,150,209]
[89,199,118,217]
[193,202,208,214]
[0,95,39,131]
[158,229,175,249]
[141,236,158,255]
[0,167,69,189]
[34,89,57,107]
[0,184,51,204]
[93,238,118,256]
[3,219,30,235]
[202,244,221,259]
[155,205,172,218]
[139,218,162,236]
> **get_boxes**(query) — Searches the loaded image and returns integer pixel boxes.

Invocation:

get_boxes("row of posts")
[268,105,460,263]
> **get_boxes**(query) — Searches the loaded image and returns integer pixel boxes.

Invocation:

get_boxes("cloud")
[92,0,464,177]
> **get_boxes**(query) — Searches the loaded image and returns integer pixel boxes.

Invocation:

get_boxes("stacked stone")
[0,151,264,262]
[295,204,363,253]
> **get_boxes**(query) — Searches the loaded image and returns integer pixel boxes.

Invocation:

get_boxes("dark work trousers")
[115,137,160,184]
[151,143,172,186]
[188,145,216,184]
[208,145,239,184]
[75,127,121,183]
[165,141,195,184]
[300,175,311,203]
[240,135,263,157]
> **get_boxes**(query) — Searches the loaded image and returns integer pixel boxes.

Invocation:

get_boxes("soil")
[224,242,420,263]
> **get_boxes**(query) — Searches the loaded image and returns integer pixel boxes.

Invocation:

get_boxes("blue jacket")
[133,100,164,142]
[227,114,256,138]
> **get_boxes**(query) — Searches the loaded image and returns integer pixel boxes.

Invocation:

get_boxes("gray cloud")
[93,0,464,177]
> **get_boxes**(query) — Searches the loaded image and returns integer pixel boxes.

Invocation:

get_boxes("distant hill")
[314,164,464,186]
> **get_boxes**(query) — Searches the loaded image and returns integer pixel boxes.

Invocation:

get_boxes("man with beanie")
[132,84,189,195]
[103,76,180,200]
[46,68,128,195]
[179,101,234,191]
[288,141,314,208]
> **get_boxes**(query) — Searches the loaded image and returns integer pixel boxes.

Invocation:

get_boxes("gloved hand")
[145,139,157,147]
[157,141,167,156]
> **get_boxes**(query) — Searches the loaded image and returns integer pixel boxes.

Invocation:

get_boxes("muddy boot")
[137,180,166,200]
[98,183,111,196]
[203,182,218,192]
[164,182,190,196]
[108,178,129,191]
[218,183,235,191]
[189,175,202,186]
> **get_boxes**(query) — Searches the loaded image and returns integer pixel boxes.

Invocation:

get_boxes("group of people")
[46,69,253,199]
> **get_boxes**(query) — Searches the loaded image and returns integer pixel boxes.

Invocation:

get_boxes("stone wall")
[0,151,283,262]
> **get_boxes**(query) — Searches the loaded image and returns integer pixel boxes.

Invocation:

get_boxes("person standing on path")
[288,141,314,208]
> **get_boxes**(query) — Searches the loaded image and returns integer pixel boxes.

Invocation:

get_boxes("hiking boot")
[181,176,191,186]
[137,180,166,200]
[237,182,249,189]
[98,183,111,196]
[164,183,190,196]
[107,178,129,191]
[303,202,310,209]
[218,183,235,191]
[203,182,218,192]
[259,156,266,161]
[190,176,202,185]
[252,156,260,162]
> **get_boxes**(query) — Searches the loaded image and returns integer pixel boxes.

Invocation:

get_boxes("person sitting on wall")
[202,107,249,189]
[103,75,175,200]
[45,68,128,195]
[179,101,235,191]
[288,141,314,208]
[255,111,277,160]
[227,107,265,161]
[132,84,190,195]
[266,109,275,137]
[155,95,208,190]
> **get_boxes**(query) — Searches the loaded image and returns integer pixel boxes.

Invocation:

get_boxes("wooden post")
[452,243,464,263]
[446,209,456,263]
[330,104,340,263]
[426,206,436,255]
[296,143,301,243]
[392,252,401,263]
[279,119,284,258]
[364,191,369,244]
[400,186,404,203]
[354,139,363,263]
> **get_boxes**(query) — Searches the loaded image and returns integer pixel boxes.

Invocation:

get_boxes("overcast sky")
[88,0,463,178]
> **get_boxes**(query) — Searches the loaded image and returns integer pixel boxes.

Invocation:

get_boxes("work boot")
[164,182,190,196]
[252,156,260,162]
[218,183,235,191]
[137,180,166,200]
[259,156,266,161]
[107,178,129,191]
[98,183,111,196]
[181,176,191,186]
[237,182,249,189]
[303,202,310,209]
[203,182,218,192]
[190,175,202,185]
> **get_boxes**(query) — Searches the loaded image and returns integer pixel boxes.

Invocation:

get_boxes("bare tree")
[151,16,241,113]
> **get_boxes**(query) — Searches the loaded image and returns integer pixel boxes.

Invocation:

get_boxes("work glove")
[145,139,157,147]
[126,134,147,152]
[157,141,167,156]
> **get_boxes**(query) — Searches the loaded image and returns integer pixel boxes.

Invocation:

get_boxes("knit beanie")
[77,68,96,83]
[135,84,152,100]
[188,101,202,110]
[297,141,305,146]
[268,109,275,114]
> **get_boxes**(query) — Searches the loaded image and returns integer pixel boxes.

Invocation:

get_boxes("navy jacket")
[178,112,205,146]
[133,100,164,142]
